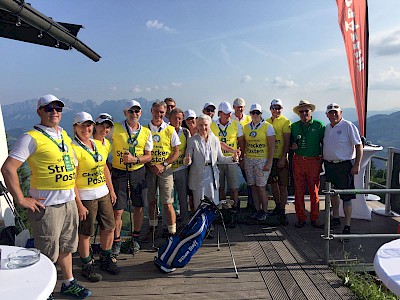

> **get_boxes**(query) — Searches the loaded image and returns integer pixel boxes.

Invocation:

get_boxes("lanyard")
[34,126,65,152]
[250,119,264,130]
[217,120,231,138]
[74,136,100,162]
[148,123,162,133]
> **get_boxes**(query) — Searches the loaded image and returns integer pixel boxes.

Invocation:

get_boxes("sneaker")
[132,236,141,253]
[100,254,120,275]
[268,207,281,216]
[111,240,122,257]
[331,218,341,227]
[61,279,92,299]
[81,260,102,282]
[341,225,351,243]
[248,210,262,220]
[256,211,268,221]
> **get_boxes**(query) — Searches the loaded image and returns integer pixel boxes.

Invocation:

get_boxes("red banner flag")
[336,0,369,137]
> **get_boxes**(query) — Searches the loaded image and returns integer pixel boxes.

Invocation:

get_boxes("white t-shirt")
[323,118,361,161]
[9,125,75,206]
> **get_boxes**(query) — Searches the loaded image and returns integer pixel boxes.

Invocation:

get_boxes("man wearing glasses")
[111,100,153,256]
[266,99,291,225]
[323,103,363,237]
[291,100,325,229]
[202,102,216,120]
[1,94,91,299]
[164,97,176,122]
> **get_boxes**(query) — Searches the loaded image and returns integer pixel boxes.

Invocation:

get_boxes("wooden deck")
[52,199,400,299]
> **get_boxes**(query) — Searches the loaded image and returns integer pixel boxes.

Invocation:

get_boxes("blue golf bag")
[154,198,216,273]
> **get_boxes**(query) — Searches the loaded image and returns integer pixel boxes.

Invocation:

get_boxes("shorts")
[324,160,355,201]
[112,167,147,210]
[244,157,271,187]
[79,193,115,236]
[146,166,174,205]
[28,200,78,263]
[267,158,289,185]
[218,163,239,190]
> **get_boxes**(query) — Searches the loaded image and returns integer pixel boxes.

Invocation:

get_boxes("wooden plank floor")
[52,199,399,299]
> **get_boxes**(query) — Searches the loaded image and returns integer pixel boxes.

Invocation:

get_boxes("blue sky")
[1,0,400,116]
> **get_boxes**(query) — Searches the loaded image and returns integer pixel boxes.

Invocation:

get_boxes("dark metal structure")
[0,0,101,62]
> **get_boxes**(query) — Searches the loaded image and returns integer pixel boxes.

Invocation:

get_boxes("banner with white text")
[337,0,369,136]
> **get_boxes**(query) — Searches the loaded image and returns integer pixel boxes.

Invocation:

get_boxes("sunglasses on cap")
[127,109,141,114]
[327,104,340,110]
[250,110,261,115]
[205,107,215,113]
[98,114,113,121]
[43,105,63,112]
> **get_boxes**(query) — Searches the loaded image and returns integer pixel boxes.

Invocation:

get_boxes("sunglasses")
[167,104,176,108]
[299,109,310,114]
[270,106,282,111]
[186,117,195,121]
[98,114,113,121]
[127,109,141,114]
[327,104,340,110]
[43,105,63,112]
[250,111,261,115]
[205,108,215,113]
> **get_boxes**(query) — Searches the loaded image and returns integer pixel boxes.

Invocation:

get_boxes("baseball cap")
[326,103,342,113]
[233,97,246,107]
[218,101,234,114]
[95,113,114,125]
[249,103,262,112]
[271,99,283,107]
[184,109,196,119]
[203,102,216,110]
[125,100,141,110]
[37,94,65,109]
[73,112,95,125]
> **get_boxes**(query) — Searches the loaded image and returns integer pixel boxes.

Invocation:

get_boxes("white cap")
[218,101,233,114]
[203,102,216,110]
[250,103,262,112]
[125,100,141,110]
[95,113,114,125]
[37,94,64,109]
[184,109,196,119]
[233,97,246,107]
[73,112,95,125]
[271,99,283,107]
[326,103,342,113]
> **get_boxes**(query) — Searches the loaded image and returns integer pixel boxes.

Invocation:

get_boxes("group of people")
[1,94,362,299]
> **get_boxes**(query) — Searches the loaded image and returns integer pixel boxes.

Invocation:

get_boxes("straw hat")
[293,100,316,115]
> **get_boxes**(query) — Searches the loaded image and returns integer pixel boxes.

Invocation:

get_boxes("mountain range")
[2,97,400,156]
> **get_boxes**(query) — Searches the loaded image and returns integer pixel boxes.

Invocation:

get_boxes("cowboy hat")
[293,100,316,115]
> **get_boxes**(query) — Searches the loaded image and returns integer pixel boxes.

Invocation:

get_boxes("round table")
[0,245,57,300]
[374,238,400,297]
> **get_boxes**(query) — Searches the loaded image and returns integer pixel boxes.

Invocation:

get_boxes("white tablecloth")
[0,245,57,300]
[374,238,400,297]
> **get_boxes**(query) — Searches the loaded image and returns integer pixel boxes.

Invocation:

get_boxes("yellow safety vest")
[148,124,174,165]
[266,115,291,159]
[73,139,109,189]
[211,120,239,157]
[243,121,272,159]
[172,128,188,170]
[112,122,151,171]
[27,129,76,190]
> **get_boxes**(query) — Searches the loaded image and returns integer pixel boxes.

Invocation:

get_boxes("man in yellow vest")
[266,99,291,225]
[211,101,244,227]
[146,100,180,239]
[111,100,153,255]
[1,94,91,299]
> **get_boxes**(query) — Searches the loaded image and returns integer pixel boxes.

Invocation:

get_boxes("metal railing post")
[324,182,332,265]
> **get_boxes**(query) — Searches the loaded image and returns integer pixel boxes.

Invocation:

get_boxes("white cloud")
[133,85,141,93]
[53,87,60,91]
[171,82,182,87]
[146,20,177,33]
[241,75,252,83]
[145,87,152,92]
[371,29,400,56]
[220,43,233,67]
[109,86,117,91]
[370,66,400,90]
[267,76,298,89]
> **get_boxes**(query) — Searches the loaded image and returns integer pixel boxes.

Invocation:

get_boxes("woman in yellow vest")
[72,112,119,282]
[241,104,275,221]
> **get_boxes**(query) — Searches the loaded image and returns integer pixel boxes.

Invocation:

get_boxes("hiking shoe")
[111,240,122,257]
[81,260,102,282]
[100,254,120,275]
[331,218,341,227]
[256,211,268,221]
[61,279,92,299]
[278,213,289,226]
[341,225,351,243]
[268,207,281,216]
[132,236,141,253]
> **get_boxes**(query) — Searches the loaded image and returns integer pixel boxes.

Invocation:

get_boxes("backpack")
[154,198,216,273]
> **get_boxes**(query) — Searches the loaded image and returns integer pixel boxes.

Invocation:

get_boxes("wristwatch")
[162,161,169,168]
